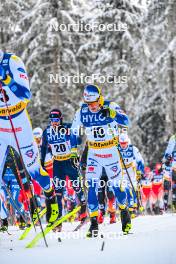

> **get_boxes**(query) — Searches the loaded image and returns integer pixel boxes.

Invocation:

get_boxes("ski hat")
[83,84,104,106]
[49,108,63,123]
[144,167,151,173]
[33,127,43,138]
[144,167,151,178]
[119,133,129,143]
[155,163,162,174]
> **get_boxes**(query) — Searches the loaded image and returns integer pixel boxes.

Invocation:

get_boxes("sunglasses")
[50,118,60,122]
[87,101,99,107]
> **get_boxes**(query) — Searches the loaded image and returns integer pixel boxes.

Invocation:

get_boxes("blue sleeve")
[115,112,130,127]
[70,132,78,149]
[137,161,145,174]
[41,129,48,167]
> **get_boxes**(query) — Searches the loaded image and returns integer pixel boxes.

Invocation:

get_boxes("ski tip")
[26,243,34,249]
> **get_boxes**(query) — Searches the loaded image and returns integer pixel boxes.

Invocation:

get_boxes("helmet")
[119,133,129,143]
[33,127,43,138]
[83,84,104,105]
[49,108,63,123]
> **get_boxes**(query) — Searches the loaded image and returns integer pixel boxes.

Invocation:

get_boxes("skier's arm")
[133,146,145,175]
[70,109,83,151]
[163,135,175,164]
[0,54,31,100]
[41,129,49,167]
[109,102,129,127]
[80,142,88,170]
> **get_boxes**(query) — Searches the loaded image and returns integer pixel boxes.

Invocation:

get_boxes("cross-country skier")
[151,163,164,214]
[71,84,131,236]
[162,164,172,211]
[118,132,144,217]
[163,134,176,210]
[33,127,53,178]
[141,167,153,214]
[41,109,87,231]
[0,50,58,224]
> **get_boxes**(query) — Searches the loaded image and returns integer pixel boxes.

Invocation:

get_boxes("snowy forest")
[0,0,176,166]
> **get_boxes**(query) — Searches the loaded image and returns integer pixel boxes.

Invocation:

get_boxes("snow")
[1,214,176,264]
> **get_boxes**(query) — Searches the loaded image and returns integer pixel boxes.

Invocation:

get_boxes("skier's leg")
[104,149,131,233]
[0,187,8,231]
[53,160,64,219]
[66,159,87,221]
[86,152,102,237]
[97,183,106,224]
[107,185,116,223]
[158,187,164,213]
[0,139,8,187]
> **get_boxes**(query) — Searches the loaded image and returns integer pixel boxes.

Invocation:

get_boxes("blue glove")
[0,65,6,80]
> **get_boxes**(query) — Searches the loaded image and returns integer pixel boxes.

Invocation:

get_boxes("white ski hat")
[119,133,129,143]
[33,127,43,138]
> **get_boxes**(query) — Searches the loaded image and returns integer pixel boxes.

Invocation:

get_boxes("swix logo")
[111,165,118,172]
[82,107,88,113]
[25,149,34,158]
[88,166,95,172]
[20,73,28,80]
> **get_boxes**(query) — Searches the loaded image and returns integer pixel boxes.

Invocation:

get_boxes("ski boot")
[0,218,8,232]
[87,217,99,238]
[129,207,137,219]
[110,212,116,224]
[29,197,40,222]
[98,210,105,224]
[120,208,132,235]
[19,215,26,230]
[45,190,59,224]
[32,208,41,222]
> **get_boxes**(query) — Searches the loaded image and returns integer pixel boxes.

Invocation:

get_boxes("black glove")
[70,156,80,169]
[101,107,110,118]
[165,155,172,166]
